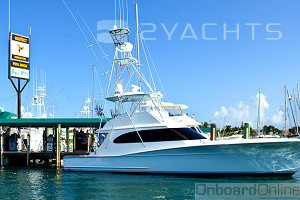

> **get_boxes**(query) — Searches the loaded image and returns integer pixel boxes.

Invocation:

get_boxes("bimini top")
[161,102,188,110]
[106,92,163,103]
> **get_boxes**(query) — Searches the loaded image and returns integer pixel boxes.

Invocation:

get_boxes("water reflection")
[0,168,299,199]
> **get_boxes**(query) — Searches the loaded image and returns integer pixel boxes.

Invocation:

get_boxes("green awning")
[0,118,110,128]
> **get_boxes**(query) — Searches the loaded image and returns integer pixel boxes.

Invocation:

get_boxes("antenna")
[62,0,108,80]
[135,3,141,91]
[32,67,34,96]
[257,86,261,135]
[8,0,11,33]
[294,89,298,134]
[92,65,95,118]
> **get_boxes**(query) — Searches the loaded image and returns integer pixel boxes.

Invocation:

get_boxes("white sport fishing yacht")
[64,3,300,176]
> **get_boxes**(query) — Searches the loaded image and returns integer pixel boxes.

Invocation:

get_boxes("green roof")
[0,111,17,119]
[200,127,211,133]
[0,118,110,128]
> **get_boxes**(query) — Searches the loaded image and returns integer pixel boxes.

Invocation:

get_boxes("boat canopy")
[106,92,162,103]
[161,102,188,110]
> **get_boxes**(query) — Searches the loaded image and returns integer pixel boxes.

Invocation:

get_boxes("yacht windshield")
[113,128,206,143]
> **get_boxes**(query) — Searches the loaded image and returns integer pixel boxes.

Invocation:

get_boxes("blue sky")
[0,0,300,129]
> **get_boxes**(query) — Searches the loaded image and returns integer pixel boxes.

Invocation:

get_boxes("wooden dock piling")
[244,123,250,139]
[66,127,70,152]
[210,124,216,141]
[56,124,61,168]
[0,126,3,166]
[27,133,31,166]
[73,128,76,152]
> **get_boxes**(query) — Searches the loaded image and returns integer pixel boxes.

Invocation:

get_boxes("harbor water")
[1,167,300,199]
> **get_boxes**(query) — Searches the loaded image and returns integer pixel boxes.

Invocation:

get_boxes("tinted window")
[113,128,206,143]
[191,127,197,131]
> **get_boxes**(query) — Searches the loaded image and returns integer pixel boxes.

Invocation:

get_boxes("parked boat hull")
[64,140,300,176]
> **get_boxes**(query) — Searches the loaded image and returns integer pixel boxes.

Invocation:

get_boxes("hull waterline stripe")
[63,168,298,174]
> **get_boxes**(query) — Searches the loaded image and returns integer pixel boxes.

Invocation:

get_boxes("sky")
[0,0,300,129]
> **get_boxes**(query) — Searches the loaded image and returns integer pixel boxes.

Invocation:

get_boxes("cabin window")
[113,128,206,143]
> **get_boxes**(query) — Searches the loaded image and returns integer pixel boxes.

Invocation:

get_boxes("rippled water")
[0,167,299,199]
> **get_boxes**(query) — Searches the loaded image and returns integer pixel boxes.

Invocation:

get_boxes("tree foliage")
[200,122,209,128]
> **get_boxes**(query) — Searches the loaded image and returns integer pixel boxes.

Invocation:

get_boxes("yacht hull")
[64,140,300,176]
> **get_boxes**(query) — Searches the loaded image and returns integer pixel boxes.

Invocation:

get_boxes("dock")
[0,118,108,167]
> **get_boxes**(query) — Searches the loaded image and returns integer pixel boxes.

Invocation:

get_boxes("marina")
[0,0,299,174]
[1,0,300,199]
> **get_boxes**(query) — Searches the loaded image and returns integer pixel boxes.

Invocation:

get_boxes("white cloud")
[271,109,284,124]
[213,93,283,127]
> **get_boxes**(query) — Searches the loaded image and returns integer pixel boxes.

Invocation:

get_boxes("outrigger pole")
[135,3,141,92]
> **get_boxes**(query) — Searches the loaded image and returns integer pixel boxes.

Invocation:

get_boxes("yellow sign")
[14,36,28,43]
[9,33,30,80]
[10,61,29,69]
[10,33,30,63]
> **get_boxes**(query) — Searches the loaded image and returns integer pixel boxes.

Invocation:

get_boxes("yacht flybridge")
[64,3,300,176]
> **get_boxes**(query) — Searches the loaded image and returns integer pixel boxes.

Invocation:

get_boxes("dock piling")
[0,126,3,166]
[210,124,216,141]
[87,129,90,152]
[73,128,76,152]
[27,133,31,166]
[244,123,250,139]
[56,124,61,168]
[66,127,69,152]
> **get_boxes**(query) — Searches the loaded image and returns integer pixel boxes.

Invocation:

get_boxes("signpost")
[8,32,30,118]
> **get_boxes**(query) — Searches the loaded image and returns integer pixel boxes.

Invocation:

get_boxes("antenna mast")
[298,84,300,133]
[92,64,95,118]
[8,0,11,33]
[294,89,298,134]
[135,3,141,91]
[257,87,261,135]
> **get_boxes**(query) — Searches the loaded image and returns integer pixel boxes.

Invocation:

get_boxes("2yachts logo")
[97,20,282,43]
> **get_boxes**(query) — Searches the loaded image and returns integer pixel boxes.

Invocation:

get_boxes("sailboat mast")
[92,64,95,118]
[285,85,287,137]
[135,3,141,91]
[294,89,298,134]
[297,84,300,133]
[257,87,261,135]
[298,84,300,106]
